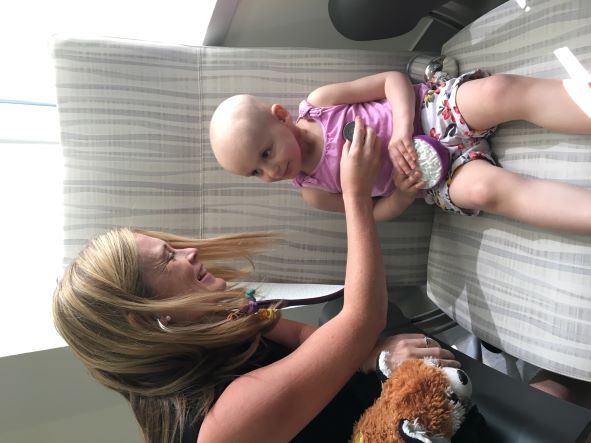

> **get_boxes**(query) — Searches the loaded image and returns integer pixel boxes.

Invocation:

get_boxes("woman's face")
[135,233,226,300]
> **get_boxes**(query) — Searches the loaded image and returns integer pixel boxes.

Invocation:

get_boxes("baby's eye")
[261,148,271,159]
[251,170,260,177]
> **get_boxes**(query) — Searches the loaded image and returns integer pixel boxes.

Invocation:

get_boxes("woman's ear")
[128,312,172,331]
[270,103,292,124]
[127,312,145,328]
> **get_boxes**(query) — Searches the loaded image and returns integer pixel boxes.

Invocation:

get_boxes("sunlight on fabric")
[513,0,531,12]
[554,47,591,119]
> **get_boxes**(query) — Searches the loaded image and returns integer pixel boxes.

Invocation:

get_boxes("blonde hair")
[53,227,279,443]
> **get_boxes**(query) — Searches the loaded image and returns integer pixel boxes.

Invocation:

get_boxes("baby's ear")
[270,103,291,123]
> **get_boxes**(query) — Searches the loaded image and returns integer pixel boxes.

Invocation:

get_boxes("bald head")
[209,94,274,170]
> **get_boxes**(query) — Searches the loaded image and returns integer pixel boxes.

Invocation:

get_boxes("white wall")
[0,348,143,443]
[222,0,430,50]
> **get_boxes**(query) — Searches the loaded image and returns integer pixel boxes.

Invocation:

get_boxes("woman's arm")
[198,119,387,443]
[264,318,318,349]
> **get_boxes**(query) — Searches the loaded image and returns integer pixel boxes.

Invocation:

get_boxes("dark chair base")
[321,298,591,443]
[328,0,508,52]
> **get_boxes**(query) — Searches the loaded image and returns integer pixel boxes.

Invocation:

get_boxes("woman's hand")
[388,123,416,176]
[340,117,381,199]
[360,333,461,373]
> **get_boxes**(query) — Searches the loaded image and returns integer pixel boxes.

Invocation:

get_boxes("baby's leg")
[456,74,591,134]
[448,160,591,234]
[529,370,591,409]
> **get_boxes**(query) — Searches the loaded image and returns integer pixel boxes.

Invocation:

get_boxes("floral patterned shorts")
[420,70,498,216]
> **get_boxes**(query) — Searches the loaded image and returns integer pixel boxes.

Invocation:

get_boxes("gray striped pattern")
[53,38,434,287]
[428,0,591,380]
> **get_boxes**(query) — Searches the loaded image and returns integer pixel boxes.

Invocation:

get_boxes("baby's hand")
[388,126,416,176]
[340,117,380,199]
[394,168,424,194]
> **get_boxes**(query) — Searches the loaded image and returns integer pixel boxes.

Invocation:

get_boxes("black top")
[181,340,381,443]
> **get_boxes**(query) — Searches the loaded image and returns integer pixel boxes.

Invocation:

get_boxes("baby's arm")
[374,168,425,221]
[372,190,417,222]
[384,74,418,176]
[301,188,345,213]
[301,184,420,222]
[307,71,418,177]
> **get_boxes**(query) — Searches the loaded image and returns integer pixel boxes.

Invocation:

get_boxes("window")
[0,0,218,357]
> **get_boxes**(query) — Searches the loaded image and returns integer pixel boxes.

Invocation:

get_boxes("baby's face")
[215,116,303,183]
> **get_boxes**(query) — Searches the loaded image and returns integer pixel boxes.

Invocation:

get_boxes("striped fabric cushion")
[429,0,591,379]
[52,38,434,287]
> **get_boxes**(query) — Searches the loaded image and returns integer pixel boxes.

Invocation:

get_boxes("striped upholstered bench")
[52,0,591,382]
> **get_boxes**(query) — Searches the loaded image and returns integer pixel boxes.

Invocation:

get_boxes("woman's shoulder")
[195,340,292,441]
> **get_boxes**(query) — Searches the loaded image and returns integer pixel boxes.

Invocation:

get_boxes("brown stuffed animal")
[352,357,476,443]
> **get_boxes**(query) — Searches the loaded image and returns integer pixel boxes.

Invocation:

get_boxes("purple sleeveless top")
[292,83,429,197]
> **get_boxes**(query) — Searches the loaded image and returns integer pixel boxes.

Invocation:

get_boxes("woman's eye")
[168,250,176,262]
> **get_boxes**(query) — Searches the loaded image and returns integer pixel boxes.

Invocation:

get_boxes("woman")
[53,120,458,443]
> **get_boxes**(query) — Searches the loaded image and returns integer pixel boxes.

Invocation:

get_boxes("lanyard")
[257,287,344,309]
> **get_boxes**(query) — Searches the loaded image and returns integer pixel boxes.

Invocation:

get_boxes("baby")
[210,71,591,232]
